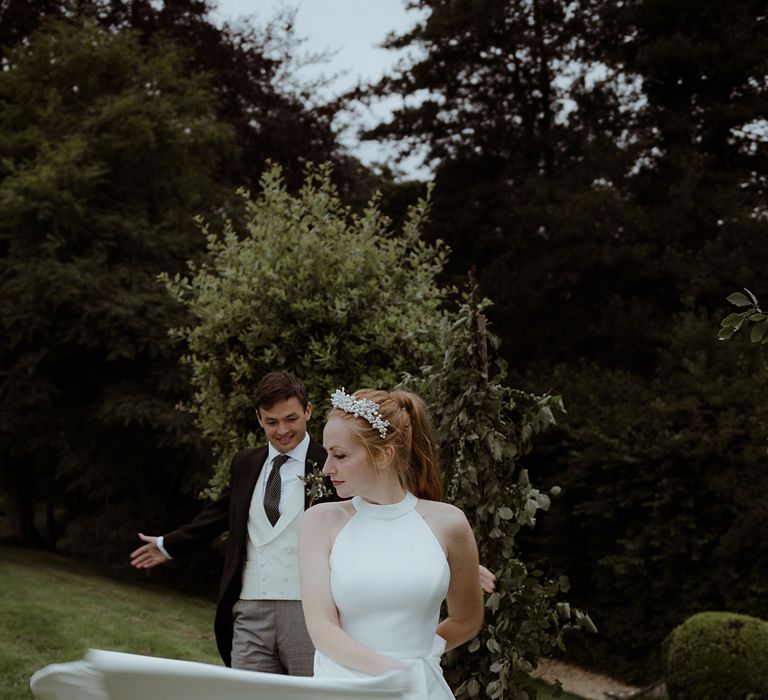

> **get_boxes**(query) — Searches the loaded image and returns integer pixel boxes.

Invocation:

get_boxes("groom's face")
[257,397,312,453]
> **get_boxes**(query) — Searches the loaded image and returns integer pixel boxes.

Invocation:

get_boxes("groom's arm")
[130,447,258,569]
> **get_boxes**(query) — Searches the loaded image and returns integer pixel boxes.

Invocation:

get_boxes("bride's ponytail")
[390,391,443,501]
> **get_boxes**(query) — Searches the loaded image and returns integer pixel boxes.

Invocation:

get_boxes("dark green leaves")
[719,289,766,343]
[726,292,754,307]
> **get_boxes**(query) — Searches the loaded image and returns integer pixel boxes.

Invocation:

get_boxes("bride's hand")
[374,656,407,675]
[378,663,413,693]
[479,564,496,593]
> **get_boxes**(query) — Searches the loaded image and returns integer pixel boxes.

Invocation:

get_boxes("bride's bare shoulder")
[303,500,355,525]
[416,499,470,530]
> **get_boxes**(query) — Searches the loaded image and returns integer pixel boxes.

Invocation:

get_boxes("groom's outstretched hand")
[478,565,496,594]
[130,533,169,569]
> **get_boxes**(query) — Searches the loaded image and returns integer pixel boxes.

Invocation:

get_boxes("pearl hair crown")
[330,388,390,439]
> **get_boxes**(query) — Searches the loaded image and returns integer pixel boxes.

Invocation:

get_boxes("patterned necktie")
[264,454,290,526]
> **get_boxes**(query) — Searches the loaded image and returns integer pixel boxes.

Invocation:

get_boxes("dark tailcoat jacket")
[162,437,329,666]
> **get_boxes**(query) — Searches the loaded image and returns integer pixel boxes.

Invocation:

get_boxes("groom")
[130,371,331,675]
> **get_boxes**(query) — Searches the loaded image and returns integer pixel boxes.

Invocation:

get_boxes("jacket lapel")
[241,448,268,509]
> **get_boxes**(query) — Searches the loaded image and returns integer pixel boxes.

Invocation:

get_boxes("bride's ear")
[381,445,396,468]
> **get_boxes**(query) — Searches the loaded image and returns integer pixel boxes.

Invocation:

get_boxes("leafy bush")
[162,163,448,493]
[663,611,768,700]
[415,288,594,700]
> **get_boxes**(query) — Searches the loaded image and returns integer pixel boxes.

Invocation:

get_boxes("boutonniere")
[301,460,333,506]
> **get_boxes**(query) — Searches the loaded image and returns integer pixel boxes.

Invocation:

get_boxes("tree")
[365,0,657,369]
[368,0,767,366]
[0,0,68,51]
[0,0,358,193]
[162,163,449,493]
[0,18,232,548]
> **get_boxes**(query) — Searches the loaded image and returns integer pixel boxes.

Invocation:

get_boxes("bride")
[299,388,484,699]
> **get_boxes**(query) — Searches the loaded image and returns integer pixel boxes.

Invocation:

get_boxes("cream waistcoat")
[240,463,304,600]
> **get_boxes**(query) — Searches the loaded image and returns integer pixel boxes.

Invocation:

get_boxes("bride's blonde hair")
[328,389,443,501]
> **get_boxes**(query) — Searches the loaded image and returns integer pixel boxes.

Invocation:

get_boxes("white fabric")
[241,458,304,599]
[314,492,454,700]
[263,432,310,509]
[155,535,172,560]
[31,649,408,700]
[30,660,110,700]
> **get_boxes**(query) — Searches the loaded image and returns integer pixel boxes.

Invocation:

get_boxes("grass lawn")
[1,544,590,700]
[0,545,221,700]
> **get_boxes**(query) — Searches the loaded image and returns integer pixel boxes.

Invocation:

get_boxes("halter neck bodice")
[351,491,417,520]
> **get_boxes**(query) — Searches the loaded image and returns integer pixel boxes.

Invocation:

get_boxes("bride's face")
[322,416,378,499]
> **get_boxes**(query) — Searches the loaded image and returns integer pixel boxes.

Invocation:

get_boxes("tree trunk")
[1,461,41,543]
[45,497,58,547]
[532,0,555,177]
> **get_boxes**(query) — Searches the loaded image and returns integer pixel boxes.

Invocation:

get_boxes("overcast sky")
[211,0,430,178]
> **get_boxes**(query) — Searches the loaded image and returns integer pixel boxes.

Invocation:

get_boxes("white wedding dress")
[31,649,409,700]
[313,492,454,700]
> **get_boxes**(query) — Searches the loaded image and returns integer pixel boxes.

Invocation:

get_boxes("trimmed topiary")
[663,611,768,700]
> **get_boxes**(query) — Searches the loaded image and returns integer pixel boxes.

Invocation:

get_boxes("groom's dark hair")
[254,371,309,411]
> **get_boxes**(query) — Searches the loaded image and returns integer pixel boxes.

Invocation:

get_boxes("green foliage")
[412,287,594,700]
[0,0,357,194]
[162,163,448,493]
[663,612,768,700]
[523,310,768,682]
[719,290,768,344]
[367,0,663,372]
[0,17,231,544]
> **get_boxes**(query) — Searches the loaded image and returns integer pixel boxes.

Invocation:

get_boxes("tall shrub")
[415,286,595,700]
[162,164,448,493]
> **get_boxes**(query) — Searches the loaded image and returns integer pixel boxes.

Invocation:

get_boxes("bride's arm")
[299,505,406,676]
[436,505,484,651]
